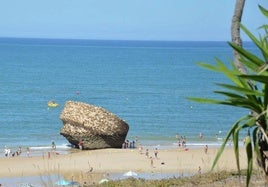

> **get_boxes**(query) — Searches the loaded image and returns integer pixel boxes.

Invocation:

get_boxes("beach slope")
[0,146,250,184]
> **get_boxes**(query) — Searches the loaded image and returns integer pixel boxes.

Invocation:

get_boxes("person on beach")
[78,139,83,150]
[122,142,126,149]
[4,146,10,157]
[145,149,149,158]
[154,148,158,158]
[16,146,22,156]
[182,136,187,147]
[198,166,201,174]
[51,141,56,154]
[26,147,30,157]
[135,136,138,144]
[132,140,135,148]
[150,156,154,168]
[125,140,129,148]
[177,139,181,147]
[176,133,179,141]
[199,132,203,139]
[138,144,143,154]
[204,145,208,154]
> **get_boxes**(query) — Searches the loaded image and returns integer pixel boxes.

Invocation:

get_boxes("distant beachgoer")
[198,166,201,174]
[122,142,126,149]
[145,149,149,158]
[154,148,158,158]
[150,156,154,167]
[78,139,83,150]
[138,144,143,154]
[177,140,181,147]
[126,140,129,148]
[51,141,56,152]
[132,140,135,148]
[26,147,30,157]
[12,152,16,157]
[199,132,203,139]
[182,136,187,147]
[204,145,208,154]
[16,146,22,156]
[135,136,138,143]
[4,146,9,157]
[176,133,179,141]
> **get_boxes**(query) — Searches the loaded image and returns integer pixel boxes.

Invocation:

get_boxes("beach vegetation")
[91,170,263,187]
[187,4,268,187]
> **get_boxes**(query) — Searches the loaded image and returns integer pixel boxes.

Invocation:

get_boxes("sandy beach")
[0,145,251,185]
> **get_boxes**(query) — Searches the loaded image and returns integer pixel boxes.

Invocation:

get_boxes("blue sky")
[0,0,267,41]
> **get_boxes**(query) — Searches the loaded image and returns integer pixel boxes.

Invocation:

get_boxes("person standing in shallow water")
[176,133,179,141]
[4,146,9,157]
[51,141,56,153]
[26,147,30,157]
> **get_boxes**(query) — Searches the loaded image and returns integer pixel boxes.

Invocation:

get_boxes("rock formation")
[60,101,129,150]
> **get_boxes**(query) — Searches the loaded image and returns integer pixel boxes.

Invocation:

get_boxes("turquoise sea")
[0,38,256,156]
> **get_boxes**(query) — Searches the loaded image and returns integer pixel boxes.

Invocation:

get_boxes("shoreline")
[0,136,238,158]
[0,145,250,185]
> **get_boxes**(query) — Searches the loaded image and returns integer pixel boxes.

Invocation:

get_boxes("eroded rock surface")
[60,101,129,149]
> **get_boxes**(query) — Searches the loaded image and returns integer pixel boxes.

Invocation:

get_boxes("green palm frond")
[259,5,268,19]
[240,24,268,61]
[252,127,261,161]
[211,115,254,172]
[244,135,253,187]
[216,83,263,96]
[186,97,228,105]
[229,42,264,67]
[239,75,268,83]
[197,59,243,86]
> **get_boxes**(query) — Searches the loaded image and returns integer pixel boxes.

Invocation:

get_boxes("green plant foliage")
[187,5,268,187]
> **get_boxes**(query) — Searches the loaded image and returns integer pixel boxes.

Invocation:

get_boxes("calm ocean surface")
[0,38,256,156]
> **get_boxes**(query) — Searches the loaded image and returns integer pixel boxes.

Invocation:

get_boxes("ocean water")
[0,38,256,156]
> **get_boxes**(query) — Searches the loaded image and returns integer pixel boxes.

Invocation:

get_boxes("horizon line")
[0,36,241,43]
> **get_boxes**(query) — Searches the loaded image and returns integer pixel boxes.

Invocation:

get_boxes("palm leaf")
[233,127,240,172]
[197,60,242,86]
[214,91,262,111]
[264,85,268,111]
[244,135,253,187]
[259,5,268,18]
[229,42,264,66]
[252,127,261,164]
[239,75,268,84]
[216,83,263,96]
[214,91,245,99]
[186,97,226,104]
[211,116,251,171]
[240,24,268,61]
[227,98,262,113]
[187,97,262,112]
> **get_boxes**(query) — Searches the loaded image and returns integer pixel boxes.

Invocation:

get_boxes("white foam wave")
[30,144,72,150]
